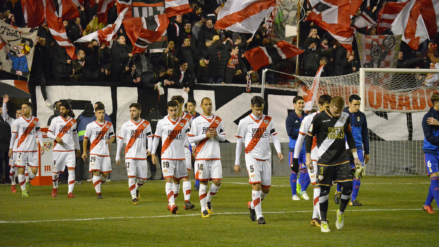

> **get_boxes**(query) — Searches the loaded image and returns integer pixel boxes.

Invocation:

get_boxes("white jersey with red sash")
[118,119,152,160]
[12,116,41,152]
[188,115,225,160]
[154,117,190,161]
[84,121,115,157]
[49,116,78,152]
[236,114,277,160]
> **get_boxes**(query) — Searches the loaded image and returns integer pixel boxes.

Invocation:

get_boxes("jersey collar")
[249,113,263,123]
[167,116,180,125]
[60,115,71,122]
[201,114,214,122]
[95,120,106,127]
[131,119,142,126]
[22,116,33,123]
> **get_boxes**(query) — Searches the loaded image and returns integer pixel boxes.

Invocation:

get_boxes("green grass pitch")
[0,176,437,246]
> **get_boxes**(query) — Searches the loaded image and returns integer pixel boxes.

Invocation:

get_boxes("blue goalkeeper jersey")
[286,110,305,152]
[343,107,370,155]
[422,107,439,154]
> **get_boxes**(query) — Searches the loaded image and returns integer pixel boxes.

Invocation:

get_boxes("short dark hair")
[201,97,211,105]
[129,103,142,111]
[22,102,32,109]
[166,67,173,71]
[231,45,238,50]
[95,101,104,108]
[156,66,166,75]
[184,103,187,109]
[187,99,196,106]
[167,100,178,109]
[95,104,105,112]
[318,95,332,106]
[171,95,184,104]
[309,109,318,114]
[331,96,345,109]
[251,96,265,107]
[293,96,304,104]
[349,94,361,103]
[432,93,439,106]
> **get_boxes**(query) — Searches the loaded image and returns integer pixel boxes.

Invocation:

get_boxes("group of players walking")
[4,92,439,233]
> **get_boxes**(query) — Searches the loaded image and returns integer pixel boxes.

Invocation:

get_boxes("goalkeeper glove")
[291,158,299,173]
[354,165,364,179]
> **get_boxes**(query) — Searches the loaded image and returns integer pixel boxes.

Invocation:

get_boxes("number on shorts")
[19,153,22,158]
[198,164,203,171]
[163,161,169,168]
[250,165,254,173]
[126,162,130,168]
[90,156,96,162]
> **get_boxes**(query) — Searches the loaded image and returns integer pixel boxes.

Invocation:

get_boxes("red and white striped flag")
[376,1,408,34]
[97,0,116,23]
[75,8,128,45]
[123,14,169,54]
[21,0,46,28]
[215,0,276,34]
[244,41,303,72]
[117,0,133,17]
[304,65,324,112]
[419,0,439,38]
[391,0,429,50]
[353,11,377,30]
[46,0,77,59]
[165,0,192,18]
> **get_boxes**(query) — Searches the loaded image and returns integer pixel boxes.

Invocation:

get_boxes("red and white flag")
[391,0,429,50]
[418,0,439,38]
[123,14,169,54]
[165,0,192,18]
[117,0,133,17]
[307,0,361,51]
[353,11,377,30]
[46,0,77,59]
[376,1,408,34]
[75,8,128,45]
[21,0,46,28]
[244,41,304,72]
[57,0,81,21]
[304,65,324,112]
[97,0,116,23]
[215,0,276,34]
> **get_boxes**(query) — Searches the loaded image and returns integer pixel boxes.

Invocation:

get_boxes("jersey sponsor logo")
[167,130,184,140]
[322,119,330,122]
[328,127,344,139]
[130,129,148,138]
[251,128,269,138]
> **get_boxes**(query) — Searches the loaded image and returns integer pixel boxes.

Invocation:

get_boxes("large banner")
[355,32,401,68]
[0,20,37,77]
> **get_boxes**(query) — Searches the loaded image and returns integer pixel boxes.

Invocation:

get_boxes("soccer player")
[293,95,332,227]
[186,99,201,190]
[151,100,191,214]
[8,102,44,197]
[286,96,306,200]
[82,105,116,199]
[47,102,81,198]
[115,103,153,205]
[3,94,22,193]
[334,94,369,206]
[422,93,439,214]
[170,95,195,209]
[234,96,283,225]
[188,97,226,217]
[305,96,361,232]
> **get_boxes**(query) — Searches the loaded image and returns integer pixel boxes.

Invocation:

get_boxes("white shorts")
[16,152,38,168]
[9,152,18,167]
[185,147,192,170]
[245,154,271,187]
[162,159,188,180]
[126,159,148,180]
[89,155,112,173]
[308,161,317,185]
[52,151,76,173]
[194,160,222,181]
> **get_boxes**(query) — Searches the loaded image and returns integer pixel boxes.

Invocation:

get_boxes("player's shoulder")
[238,114,251,124]
[340,112,349,119]
[263,115,272,121]
[33,117,40,122]
[214,115,223,122]
[141,119,150,126]
[121,120,133,128]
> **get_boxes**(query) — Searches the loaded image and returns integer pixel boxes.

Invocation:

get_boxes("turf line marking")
[223,182,429,187]
[0,208,421,224]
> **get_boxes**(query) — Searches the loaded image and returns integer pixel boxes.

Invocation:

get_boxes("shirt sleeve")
[188,118,198,138]
[269,120,277,137]
[118,124,125,140]
[216,121,226,142]
[84,124,91,139]
[154,121,162,138]
[109,124,115,137]
[236,120,246,139]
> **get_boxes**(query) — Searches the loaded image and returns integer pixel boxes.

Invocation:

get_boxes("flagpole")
[295,0,301,77]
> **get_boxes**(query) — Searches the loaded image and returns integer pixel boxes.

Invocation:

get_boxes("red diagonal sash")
[245,116,271,154]
[17,117,38,149]
[90,122,111,152]
[195,116,221,157]
[125,121,148,154]
[54,119,76,147]
[161,118,187,155]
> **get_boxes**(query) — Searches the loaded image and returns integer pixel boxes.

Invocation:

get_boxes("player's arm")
[151,121,162,165]
[306,115,320,169]
[2,95,11,121]
[234,121,246,174]
[73,125,81,157]
[36,121,45,155]
[345,118,361,171]
[146,124,153,156]
[292,119,309,172]
[361,113,370,164]
[187,119,205,143]
[270,122,283,163]
[115,125,126,165]
[285,114,299,139]
[423,114,439,146]
[216,122,226,142]
[46,120,57,140]
[8,121,17,157]
[82,124,91,161]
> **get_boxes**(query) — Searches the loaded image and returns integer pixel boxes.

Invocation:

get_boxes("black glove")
[291,158,299,173]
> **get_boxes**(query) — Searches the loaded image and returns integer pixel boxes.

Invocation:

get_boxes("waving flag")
[97,0,116,23]
[123,14,169,54]
[304,65,324,112]
[353,11,377,30]
[165,0,192,18]
[215,0,276,34]
[75,8,128,45]
[22,0,46,28]
[244,41,303,72]
[418,0,439,38]
[377,1,408,34]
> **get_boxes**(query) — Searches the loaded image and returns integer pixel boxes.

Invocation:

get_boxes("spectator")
[179,21,197,51]
[205,36,231,84]
[72,49,86,81]
[111,35,133,82]
[29,36,51,108]
[198,17,217,47]
[195,38,212,83]
[333,44,347,76]
[67,17,83,45]
[124,62,140,84]
[173,61,195,93]
[82,40,101,81]
[168,15,184,44]
[186,99,200,118]
[317,38,335,76]
[76,103,95,183]
[304,42,319,76]
[225,45,247,84]
[397,51,424,69]
[343,50,360,75]
[51,44,73,81]
[303,28,320,48]
[177,38,196,74]
[158,41,178,68]
[138,66,167,90]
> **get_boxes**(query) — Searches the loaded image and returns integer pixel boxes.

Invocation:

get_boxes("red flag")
[165,0,192,18]
[98,0,116,23]
[419,0,439,38]
[21,0,45,28]
[304,65,324,112]
[117,0,133,18]
[46,0,77,59]
[123,14,169,54]
[377,2,408,34]
[244,41,303,72]
[60,0,81,21]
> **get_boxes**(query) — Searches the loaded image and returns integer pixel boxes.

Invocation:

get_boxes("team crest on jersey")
[180,123,184,126]
[215,120,219,124]
[264,120,268,124]
[143,123,147,127]
[90,162,95,167]
[318,175,324,180]
[163,169,168,173]
[106,125,110,129]
[357,116,360,122]
[33,121,37,124]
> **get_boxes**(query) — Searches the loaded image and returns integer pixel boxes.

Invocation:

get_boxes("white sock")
[25,171,29,183]
[68,170,75,193]
[207,183,220,202]
[199,184,208,212]
[183,181,191,203]
[52,173,59,188]
[166,182,175,206]
[129,178,136,199]
[252,190,262,219]
[313,187,321,219]
[18,174,26,191]
[93,175,101,194]
[28,169,36,180]
[10,167,16,185]
[173,183,180,199]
